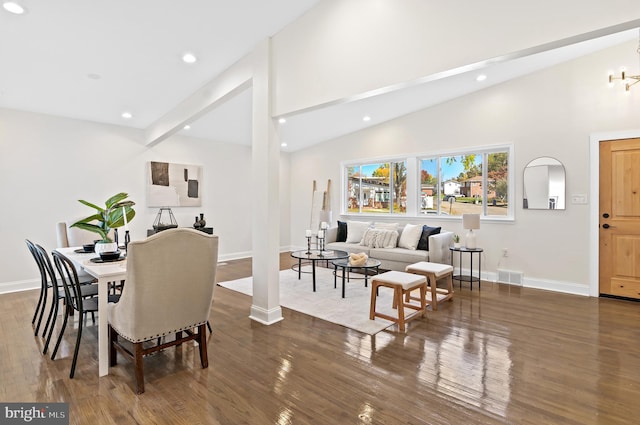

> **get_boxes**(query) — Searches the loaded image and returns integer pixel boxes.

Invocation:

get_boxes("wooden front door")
[599,138,640,298]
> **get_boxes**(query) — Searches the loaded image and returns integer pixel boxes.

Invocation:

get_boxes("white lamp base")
[465,230,476,249]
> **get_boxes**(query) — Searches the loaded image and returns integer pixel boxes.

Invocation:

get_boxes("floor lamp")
[462,214,480,249]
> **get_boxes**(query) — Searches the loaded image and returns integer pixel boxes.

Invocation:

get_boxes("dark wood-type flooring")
[2,253,640,424]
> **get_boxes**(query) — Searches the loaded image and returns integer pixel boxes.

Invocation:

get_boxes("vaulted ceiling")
[1,1,637,152]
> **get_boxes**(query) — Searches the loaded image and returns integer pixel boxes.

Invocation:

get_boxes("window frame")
[341,144,514,221]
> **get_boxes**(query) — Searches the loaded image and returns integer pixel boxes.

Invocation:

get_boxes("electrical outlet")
[502,248,509,257]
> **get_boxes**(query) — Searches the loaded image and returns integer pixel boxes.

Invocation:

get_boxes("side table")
[449,246,483,290]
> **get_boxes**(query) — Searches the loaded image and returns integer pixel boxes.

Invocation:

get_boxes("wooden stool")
[405,261,454,311]
[369,271,427,332]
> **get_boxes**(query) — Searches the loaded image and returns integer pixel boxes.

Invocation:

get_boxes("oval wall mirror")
[523,157,565,210]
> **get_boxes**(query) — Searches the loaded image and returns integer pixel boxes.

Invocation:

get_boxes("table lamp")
[462,213,480,249]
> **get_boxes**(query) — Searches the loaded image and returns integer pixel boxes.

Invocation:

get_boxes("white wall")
[273,0,640,115]
[288,40,640,295]
[0,108,291,293]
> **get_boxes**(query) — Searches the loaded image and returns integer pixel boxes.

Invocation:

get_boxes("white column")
[250,38,283,324]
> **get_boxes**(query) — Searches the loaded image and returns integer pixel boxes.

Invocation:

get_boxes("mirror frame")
[523,157,566,210]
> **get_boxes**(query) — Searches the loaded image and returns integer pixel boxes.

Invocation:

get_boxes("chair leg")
[198,324,208,368]
[108,325,118,367]
[42,294,60,354]
[41,290,57,339]
[133,342,145,394]
[207,321,212,333]
[51,307,70,360]
[32,286,44,325]
[69,316,84,379]
[34,285,48,336]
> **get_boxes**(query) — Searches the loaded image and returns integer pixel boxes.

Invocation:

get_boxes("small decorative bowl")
[99,251,121,261]
[82,243,95,253]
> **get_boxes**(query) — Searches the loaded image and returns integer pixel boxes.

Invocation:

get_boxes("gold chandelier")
[608,29,640,92]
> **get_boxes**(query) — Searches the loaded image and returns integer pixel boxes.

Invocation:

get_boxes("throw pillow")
[345,221,371,244]
[360,228,377,247]
[416,226,442,251]
[360,228,399,248]
[336,221,347,242]
[377,229,399,248]
[397,223,423,250]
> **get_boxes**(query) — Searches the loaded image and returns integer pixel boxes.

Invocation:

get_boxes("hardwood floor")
[3,253,640,424]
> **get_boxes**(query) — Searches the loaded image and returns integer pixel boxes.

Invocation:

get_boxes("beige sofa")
[325,224,453,272]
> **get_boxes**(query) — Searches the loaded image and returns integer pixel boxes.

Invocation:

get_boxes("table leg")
[98,276,109,376]
[479,252,482,289]
[470,251,474,291]
[342,267,346,298]
[334,264,337,288]
[298,258,301,279]
[312,260,316,292]
[459,250,463,289]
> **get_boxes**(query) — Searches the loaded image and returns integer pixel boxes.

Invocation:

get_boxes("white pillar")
[250,38,283,324]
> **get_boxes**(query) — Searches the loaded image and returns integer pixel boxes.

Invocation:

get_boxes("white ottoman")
[369,271,427,332]
[405,261,454,311]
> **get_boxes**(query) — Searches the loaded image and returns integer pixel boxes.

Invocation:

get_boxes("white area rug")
[217,267,420,335]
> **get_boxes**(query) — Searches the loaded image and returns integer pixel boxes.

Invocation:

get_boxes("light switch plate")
[571,194,588,204]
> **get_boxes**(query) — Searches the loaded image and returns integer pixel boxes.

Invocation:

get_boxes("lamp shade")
[462,214,480,230]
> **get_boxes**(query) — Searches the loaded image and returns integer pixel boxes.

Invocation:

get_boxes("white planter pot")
[453,242,461,249]
[95,241,118,255]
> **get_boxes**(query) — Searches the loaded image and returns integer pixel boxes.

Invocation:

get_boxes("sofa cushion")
[371,247,429,263]
[417,226,441,251]
[326,241,371,257]
[360,228,399,248]
[336,220,347,242]
[345,221,371,243]
[397,223,423,250]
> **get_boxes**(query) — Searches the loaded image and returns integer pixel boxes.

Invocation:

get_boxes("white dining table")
[55,246,127,377]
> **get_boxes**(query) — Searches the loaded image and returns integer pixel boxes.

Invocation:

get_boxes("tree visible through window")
[345,147,510,217]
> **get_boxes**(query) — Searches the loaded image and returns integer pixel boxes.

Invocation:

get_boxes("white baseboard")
[0,279,39,295]
[482,270,589,296]
[249,304,284,325]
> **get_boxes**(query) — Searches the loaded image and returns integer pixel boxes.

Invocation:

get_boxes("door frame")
[589,129,640,297]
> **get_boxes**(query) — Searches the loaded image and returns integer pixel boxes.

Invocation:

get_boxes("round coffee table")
[290,250,349,292]
[332,258,382,298]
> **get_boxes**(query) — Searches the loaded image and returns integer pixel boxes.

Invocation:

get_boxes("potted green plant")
[453,234,461,248]
[71,192,136,254]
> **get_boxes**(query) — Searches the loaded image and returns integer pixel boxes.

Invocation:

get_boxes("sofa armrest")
[325,227,338,243]
[429,231,454,264]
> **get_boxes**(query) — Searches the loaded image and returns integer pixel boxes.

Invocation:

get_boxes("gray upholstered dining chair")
[56,221,98,248]
[108,228,219,394]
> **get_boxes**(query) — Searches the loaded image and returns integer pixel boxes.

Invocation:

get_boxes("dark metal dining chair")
[25,239,50,336]
[51,251,100,378]
[31,243,99,355]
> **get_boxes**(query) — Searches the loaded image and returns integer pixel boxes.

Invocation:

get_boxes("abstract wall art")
[147,161,202,207]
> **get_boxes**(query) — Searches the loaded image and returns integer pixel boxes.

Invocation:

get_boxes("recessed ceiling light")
[476,74,487,82]
[87,73,102,80]
[121,112,133,119]
[182,53,197,64]
[183,125,191,130]
[3,2,25,14]
[363,116,371,122]
[281,142,287,147]
[278,118,286,124]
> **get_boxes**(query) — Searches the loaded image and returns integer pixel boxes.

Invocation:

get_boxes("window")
[420,150,509,217]
[344,146,511,218]
[346,161,407,214]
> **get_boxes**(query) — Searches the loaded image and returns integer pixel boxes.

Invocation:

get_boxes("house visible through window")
[344,146,511,218]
